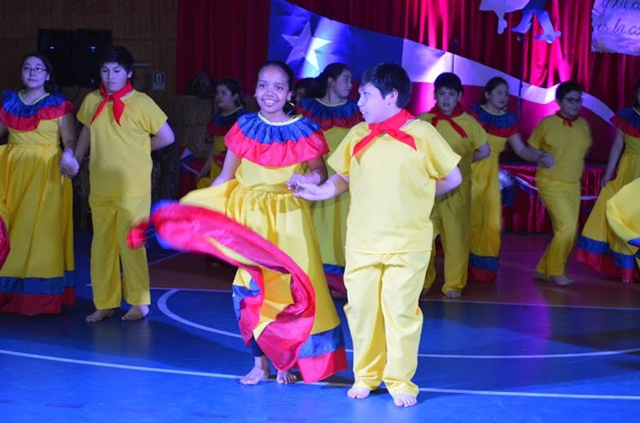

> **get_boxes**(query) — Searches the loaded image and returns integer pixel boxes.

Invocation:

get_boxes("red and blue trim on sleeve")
[296,98,362,131]
[469,104,519,138]
[610,107,640,138]
[225,113,329,167]
[0,90,75,131]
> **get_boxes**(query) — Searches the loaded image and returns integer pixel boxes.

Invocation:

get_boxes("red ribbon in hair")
[91,81,134,126]
[555,111,578,127]
[352,109,416,156]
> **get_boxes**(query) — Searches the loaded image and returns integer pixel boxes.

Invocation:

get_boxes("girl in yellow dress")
[181,61,347,385]
[469,77,554,282]
[196,78,246,188]
[606,177,640,282]
[575,79,640,282]
[296,63,362,293]
[0,53,77,315]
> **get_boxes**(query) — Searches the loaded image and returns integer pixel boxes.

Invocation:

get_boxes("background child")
[529,81,592,285]
[468,76,553,282]
[418,72,489,298]
[296,63,362,293]
[73,45,175,322]
[0,52,77,315]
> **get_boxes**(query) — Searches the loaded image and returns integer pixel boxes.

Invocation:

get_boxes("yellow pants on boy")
[425,182,471,294]
[344,249,429,397]
[89,194,151,309]
[536,179,580,276]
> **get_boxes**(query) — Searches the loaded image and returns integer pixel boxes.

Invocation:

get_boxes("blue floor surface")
[1,233,640,422]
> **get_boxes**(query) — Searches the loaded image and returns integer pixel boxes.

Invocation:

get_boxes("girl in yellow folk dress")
[296,63,362,292]
[468,77,554,282]
[0,53,78,315]
[575,79,640,282]
[606,177,640,281]
[181,61,347,385]
[196,78,246,189]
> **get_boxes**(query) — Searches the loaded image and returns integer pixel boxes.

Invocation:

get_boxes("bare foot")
[347,386,371,400]
[86,309,114,323]
[276,369,297,384]
[240,356,270,385]
[122,305,149,321]
[550,275,574,286]
[392,393,418,407]
[445,289,461,298]
[622,279,632,284]
[533,272,550,282]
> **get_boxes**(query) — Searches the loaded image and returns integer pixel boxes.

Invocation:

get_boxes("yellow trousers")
[425,182,471,293]
[89,194,151,309]
[344,249,429,397]
[536,179,580,276]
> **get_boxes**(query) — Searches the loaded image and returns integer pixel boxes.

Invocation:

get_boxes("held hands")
[286,173,332,201]
[537,153,555,169]
[59,149,79,179]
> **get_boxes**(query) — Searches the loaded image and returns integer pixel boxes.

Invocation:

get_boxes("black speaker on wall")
[37,29,77,87]
[74,29,113,88]
[36,28,113,87]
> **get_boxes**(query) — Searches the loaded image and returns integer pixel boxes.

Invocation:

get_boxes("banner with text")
[592,0,640,56]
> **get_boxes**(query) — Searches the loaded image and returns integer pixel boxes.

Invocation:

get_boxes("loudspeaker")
[37,29,77,87]
[74,29,113,88]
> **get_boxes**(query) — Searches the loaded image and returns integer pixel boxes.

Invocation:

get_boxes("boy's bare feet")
[240,356,270,385]
[533,272,550,282]
[347,386,371,400]
[550,275,574,286]
[276,369,297,384]
[445,289,461,298]
[392,393,418,407]
[86,308,114,323]
[122,305,149,321]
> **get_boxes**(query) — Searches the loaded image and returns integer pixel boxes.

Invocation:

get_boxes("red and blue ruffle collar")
[0,90,74,131]
[296,98,362,131]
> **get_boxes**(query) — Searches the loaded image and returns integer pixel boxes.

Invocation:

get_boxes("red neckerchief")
[91,81,134,126]
[429,104,468,138]
[555,111,578,127]
[352,109,416,156]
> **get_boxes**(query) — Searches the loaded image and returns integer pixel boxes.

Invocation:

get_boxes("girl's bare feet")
[445,289,461,298]
[276,369,297,384]
[240,356,270,385]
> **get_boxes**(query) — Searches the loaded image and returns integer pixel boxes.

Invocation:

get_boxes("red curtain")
[177,0,640,114]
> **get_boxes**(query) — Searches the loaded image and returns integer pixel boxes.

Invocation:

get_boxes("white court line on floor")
[151,287,640,311]
[2,348,640,401]
[157,290,640,359]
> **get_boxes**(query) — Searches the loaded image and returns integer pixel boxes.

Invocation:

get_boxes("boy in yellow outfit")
[418,73,490,297]
[290,64,462,407]
[529,81,592,285]
[73,46,175,322]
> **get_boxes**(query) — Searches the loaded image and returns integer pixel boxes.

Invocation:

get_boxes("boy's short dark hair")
[100,45,134,73]
[361,63,412,109]
[434,72,463,94]
[556,81,582,101]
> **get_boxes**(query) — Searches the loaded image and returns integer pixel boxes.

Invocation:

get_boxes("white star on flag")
[282,22,331,71]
